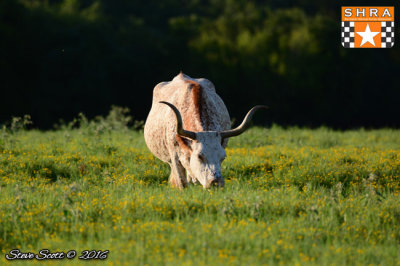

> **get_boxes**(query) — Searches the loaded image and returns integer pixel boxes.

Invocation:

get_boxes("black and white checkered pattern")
[341,21,355,48]
[381,21,394,48]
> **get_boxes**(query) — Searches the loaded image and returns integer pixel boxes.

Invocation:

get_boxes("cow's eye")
[198,154,205,161]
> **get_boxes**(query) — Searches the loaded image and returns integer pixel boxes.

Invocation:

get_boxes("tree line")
[1,0,399,129]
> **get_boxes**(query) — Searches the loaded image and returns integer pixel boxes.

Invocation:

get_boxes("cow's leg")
[186,173,197,184]
[169,156,188,189]
[186,173,192,183]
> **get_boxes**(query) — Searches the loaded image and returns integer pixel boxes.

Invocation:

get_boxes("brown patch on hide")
[181,79,212,131]
[175,134,192,154]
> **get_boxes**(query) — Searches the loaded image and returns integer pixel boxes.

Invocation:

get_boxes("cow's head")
[160,101,267,189]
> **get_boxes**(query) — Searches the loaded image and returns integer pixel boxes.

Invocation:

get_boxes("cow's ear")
[221,138,228,148]
[176,135,192,151]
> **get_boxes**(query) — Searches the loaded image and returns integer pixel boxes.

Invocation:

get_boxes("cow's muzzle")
[205,177,225,188]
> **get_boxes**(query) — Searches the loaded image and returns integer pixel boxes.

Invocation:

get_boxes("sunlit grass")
[1,126,400,265]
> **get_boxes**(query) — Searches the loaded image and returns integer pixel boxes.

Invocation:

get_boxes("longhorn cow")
[144,73,267,189]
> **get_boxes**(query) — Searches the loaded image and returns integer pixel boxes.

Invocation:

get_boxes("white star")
[356,24,380,47]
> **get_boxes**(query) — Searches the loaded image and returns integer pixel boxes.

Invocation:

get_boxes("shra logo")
[341,7,394,48]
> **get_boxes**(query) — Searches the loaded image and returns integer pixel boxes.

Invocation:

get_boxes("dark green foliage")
[1,0,399,128]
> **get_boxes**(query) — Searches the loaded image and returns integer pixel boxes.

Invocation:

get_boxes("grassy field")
[1,119,400,265]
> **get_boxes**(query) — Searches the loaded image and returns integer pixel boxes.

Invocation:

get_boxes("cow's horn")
[220,105,268,138]
[159,101,197,140]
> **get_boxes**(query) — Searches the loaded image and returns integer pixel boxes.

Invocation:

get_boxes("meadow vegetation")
[1,110,400,265]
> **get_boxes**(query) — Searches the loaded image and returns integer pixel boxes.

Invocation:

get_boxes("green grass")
[1,125,400,265]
